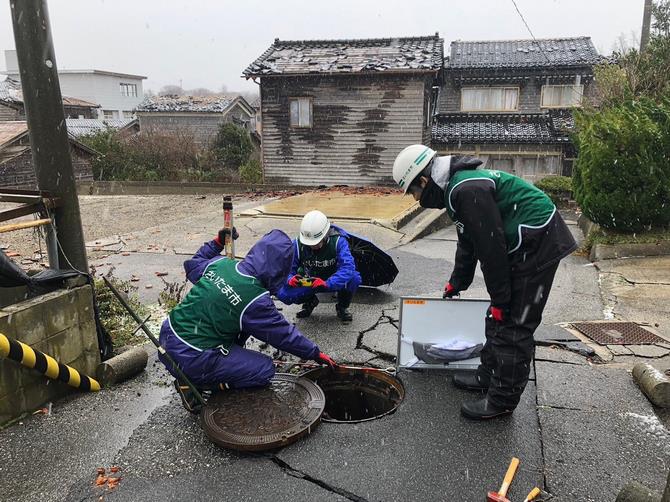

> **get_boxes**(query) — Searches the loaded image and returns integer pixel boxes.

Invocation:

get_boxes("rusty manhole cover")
[200,374,325,452]
[571,321,665,345]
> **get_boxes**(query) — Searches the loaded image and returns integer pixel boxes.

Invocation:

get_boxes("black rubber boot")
[296,295,319,319]
[173,379,203,415]
[453,372,490,392]
[336,290,353,322]
[460,397,513,420]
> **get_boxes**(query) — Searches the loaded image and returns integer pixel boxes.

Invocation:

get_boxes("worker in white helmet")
[392,145,576,420]
[276,210,362,322]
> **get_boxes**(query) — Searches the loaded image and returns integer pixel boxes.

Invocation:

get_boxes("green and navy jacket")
[167,229,319,358]
[289,225,358,290]
[443,161,576,307]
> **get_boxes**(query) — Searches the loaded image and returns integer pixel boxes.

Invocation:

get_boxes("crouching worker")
[276,210,362,322]
[158,227,336,413]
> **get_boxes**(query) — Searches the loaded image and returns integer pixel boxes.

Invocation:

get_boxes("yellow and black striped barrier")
[0,332,100,392]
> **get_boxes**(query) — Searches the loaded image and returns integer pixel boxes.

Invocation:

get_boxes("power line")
[509,0,585,102]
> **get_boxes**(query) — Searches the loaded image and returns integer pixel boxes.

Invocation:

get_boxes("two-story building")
[244,35,443,186]
[3,50,146,121]
[432,37,602,181]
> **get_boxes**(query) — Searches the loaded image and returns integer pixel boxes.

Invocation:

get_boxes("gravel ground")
[2,194,246,264]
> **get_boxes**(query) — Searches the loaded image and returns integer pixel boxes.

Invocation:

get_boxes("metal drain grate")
[571,321,665,345]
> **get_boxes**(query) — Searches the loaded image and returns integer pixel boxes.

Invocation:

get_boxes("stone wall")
[0,285,100,425]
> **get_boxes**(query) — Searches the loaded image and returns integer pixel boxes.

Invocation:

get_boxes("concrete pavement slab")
[247,190,415,222]
[535,346,589,366]
[534,323,579,342]
[0,354,172,502]
[63,400,348,502]
[539,407,670,501]
[275,372,544,502]
[536,361,647,412]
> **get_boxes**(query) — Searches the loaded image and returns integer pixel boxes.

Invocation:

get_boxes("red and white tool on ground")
[222,196,235,259]
[487,457,520,502]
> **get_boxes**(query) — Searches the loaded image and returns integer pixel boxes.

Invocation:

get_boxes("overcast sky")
[0,0,645,94]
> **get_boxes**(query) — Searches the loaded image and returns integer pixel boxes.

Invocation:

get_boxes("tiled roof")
[65,118,136,138]
[0,78,22,104]
[243,35,443,76]
[136,95,238,113]
[0,121,28,147]
[431,113,571,145]
[0,77,99,108]
[447,37,601,69]
[0,121,100,160]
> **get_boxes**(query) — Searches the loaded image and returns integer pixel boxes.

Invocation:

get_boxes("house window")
[289,98,312,128]
[119,83,138,97]
[103,110,116,120]
[461,87,519,112]
[541,85,583,108]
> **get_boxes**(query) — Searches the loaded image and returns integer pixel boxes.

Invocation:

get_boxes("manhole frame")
[571,321,666,345]
[302,366,405,424]
[200,373,325,452]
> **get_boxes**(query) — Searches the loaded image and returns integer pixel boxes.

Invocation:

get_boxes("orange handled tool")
[523,487,541,502]
[487,457,520,502]
[222,196,235,259]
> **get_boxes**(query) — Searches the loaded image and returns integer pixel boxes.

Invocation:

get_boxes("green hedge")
[573,98,670,232]
[535,176,573,207]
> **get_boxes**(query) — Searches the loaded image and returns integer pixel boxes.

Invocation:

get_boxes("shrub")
[239,158,263,184]
[535,176,573,207]
[92,268,148,348]
[211,123,253,169]
[572,98,670,232]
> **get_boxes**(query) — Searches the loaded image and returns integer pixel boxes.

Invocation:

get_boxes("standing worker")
[158,228,336,413]
[276,210,362,322]
[392,145,576,420]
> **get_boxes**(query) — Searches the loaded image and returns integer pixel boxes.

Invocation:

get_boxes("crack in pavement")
[597,269,670,287]
[538,404,586,412]
[355,307,399,363]
[267,455,369,502]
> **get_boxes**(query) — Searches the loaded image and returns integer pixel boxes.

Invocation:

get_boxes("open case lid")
[397,297,489,370]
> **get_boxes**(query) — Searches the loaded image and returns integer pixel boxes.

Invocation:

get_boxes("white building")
[3,50,146,120]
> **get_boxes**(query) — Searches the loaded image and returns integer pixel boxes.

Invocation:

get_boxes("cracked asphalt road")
[2,222,669,501]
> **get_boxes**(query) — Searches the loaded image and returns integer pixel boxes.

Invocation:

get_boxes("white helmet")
[299,210,330,246]
[393,145,437,194]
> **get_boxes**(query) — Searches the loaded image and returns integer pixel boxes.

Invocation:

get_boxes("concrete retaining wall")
[0,285,100,425]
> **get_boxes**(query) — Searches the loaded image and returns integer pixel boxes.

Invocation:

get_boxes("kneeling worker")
[158,228,335,412]
[393,145,576,420]
[277,210,362,322]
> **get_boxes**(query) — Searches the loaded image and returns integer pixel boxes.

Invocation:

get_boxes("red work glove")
[443,282,459,299]
[311,278,328,289]
[215,227,239,246]
[488,306,506,322]
[287,275,301,288]
[315,352,337,368]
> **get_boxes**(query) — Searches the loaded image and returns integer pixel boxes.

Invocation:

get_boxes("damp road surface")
[1,218,669,501]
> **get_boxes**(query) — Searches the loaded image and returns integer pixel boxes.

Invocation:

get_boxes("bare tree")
[159,84,184,96]
[189,87,215,97]
[652,0,670,37]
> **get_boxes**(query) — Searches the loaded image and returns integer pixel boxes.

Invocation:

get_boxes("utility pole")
[641,0,653,51]
[10,0,88,272]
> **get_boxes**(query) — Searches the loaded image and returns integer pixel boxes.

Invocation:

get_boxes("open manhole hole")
[571,321,665,345]
[303,366,405,423]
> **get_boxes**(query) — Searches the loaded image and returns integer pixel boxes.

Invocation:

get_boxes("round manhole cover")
[200,373,325,452]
